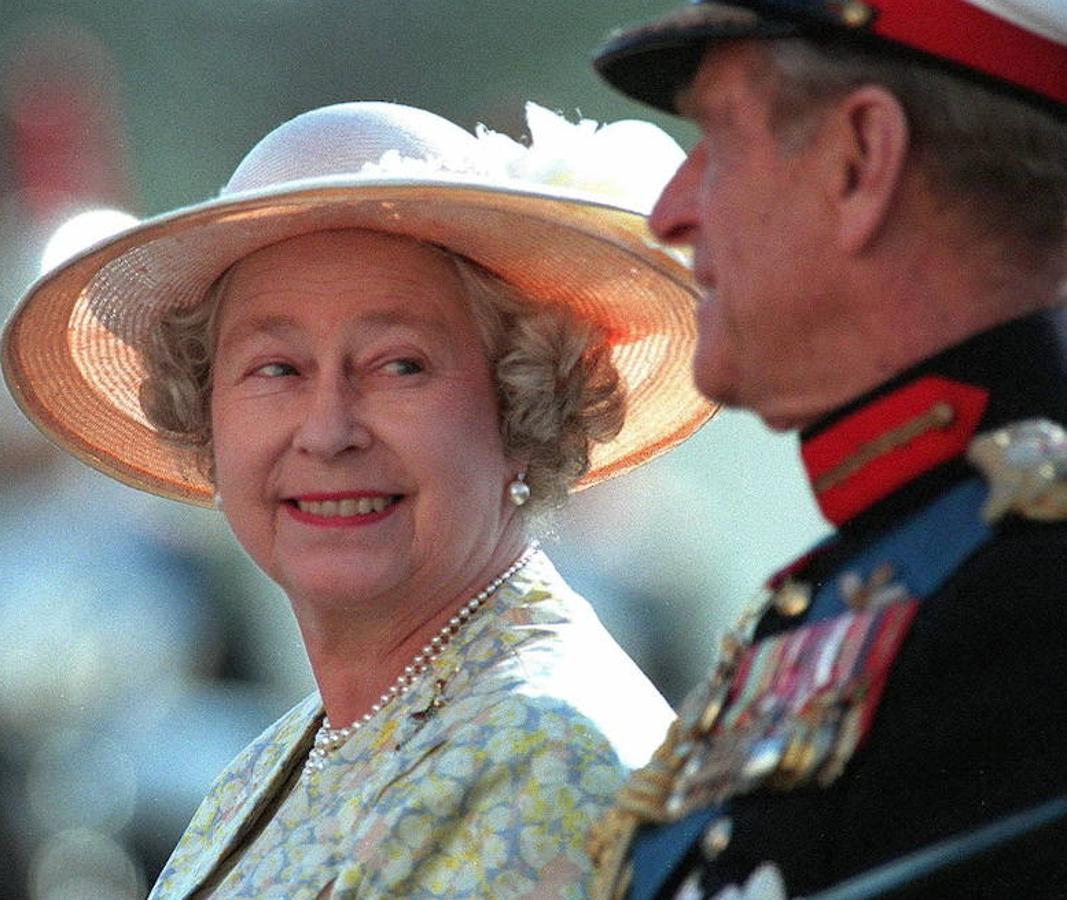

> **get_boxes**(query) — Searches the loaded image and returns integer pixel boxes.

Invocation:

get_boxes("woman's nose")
[292,375,372,458]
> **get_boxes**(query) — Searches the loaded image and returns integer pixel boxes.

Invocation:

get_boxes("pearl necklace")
[305,544,539,774]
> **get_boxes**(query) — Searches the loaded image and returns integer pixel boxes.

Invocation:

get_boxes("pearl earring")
[212,492,224,511]
[507,473,530,507]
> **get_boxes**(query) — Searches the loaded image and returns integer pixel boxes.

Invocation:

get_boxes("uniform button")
[700,816,733,861]
[840,0,875,28]
[773,580,810,617]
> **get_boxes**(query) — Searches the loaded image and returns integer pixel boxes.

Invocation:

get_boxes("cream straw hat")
[2,100,713,506]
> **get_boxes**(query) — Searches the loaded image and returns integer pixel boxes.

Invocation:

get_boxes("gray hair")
[763,37,1067,274]
[138,242,625,518]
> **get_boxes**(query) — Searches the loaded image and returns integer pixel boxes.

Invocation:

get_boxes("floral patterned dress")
[150,551,674,899]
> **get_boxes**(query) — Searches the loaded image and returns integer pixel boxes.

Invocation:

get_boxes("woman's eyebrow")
[217,313,300,349]
[353,308,445,334]
[218,308,446,349]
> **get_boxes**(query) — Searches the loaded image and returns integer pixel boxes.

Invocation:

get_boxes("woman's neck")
[294,528,531,729]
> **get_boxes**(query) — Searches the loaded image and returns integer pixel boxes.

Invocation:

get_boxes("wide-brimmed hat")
[2,101,712,507]
[594,0,1067,118]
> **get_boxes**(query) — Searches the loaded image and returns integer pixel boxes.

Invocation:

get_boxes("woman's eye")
[253,361,297,378]
[383,358,423,376]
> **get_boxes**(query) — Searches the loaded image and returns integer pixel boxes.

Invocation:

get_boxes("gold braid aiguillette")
[588,592,767,900]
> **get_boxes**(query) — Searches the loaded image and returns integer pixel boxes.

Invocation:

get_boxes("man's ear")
[822,85,911,254]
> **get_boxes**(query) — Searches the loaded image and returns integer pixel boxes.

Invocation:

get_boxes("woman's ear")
[823,85,911,254]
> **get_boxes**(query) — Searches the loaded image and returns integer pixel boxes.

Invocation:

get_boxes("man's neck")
[755,229,1060,432]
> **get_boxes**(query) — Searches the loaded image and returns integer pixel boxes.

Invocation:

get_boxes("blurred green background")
[0,1,828,896]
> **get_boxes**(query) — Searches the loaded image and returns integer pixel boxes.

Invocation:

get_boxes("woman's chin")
[272,555,401,613]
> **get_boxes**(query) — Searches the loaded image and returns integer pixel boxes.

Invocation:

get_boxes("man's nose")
[649,155,698,246]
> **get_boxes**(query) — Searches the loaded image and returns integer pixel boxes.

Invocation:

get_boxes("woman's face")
[210,229,522,614]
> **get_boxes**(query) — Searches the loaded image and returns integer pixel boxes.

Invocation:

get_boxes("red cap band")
[869,0,1067,108]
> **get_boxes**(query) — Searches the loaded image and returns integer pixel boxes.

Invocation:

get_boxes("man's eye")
[254,362,297,378]
[384,359,423,376]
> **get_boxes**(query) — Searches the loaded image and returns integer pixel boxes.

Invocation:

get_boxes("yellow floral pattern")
[150,552,673,898]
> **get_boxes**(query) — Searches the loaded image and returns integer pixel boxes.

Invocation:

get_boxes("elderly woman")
[2,101,711,897]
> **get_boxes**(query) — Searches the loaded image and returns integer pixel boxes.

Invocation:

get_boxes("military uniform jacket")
[605,309,1067,899]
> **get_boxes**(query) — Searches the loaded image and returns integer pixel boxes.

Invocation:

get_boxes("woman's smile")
[285,493,403,527]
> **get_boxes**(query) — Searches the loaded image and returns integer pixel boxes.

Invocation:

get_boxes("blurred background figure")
[0,2,826,897]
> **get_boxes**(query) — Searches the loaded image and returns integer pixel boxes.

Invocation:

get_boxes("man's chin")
[691,343,735,407]
[691,356,803,431]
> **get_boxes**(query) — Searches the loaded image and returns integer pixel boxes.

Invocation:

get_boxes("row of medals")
[624,577,856,826]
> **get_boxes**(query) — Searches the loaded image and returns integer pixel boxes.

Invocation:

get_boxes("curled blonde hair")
[138,242,625,516]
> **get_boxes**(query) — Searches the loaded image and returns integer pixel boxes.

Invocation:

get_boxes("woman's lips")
[285,493,402,527]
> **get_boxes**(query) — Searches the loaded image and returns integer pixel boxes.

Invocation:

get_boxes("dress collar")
[799,309,1067,528]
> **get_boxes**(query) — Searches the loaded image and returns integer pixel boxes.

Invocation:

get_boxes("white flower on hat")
[357,101,685,216]
[476,101,686,213]
[357,147,475,180]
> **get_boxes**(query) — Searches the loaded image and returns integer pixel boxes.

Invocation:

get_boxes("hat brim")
[594,3,800,113]
[2,176,714,507]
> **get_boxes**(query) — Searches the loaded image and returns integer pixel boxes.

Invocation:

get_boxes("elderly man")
[588,2,1067,898]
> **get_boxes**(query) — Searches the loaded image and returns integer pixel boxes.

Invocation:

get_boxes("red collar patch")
[802,376,989,526]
